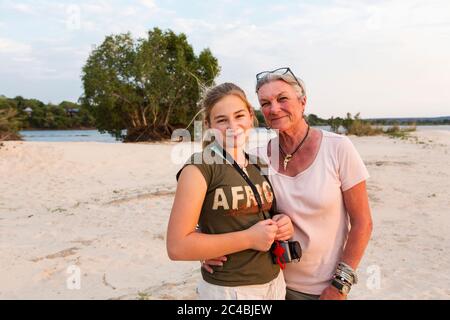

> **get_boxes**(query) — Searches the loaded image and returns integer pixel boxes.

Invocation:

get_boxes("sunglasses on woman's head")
[256,67,304,92]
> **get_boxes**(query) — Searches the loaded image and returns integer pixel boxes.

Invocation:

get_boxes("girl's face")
[207,94,254,150]
[257,80,306,132]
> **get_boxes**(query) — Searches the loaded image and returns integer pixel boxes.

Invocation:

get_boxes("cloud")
[0,38,32,54]
[0,35,90,83]
[1,0,449,116]
[140,0,157,10]
[163,0,450,117]
[8,2,36,14]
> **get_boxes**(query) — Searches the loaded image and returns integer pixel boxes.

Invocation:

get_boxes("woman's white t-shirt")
[251,130,369,295]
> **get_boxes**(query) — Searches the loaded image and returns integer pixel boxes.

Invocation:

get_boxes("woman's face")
[257,80,306,132]
[207,95,254,149]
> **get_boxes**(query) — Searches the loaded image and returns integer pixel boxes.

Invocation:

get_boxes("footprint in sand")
[365,161,414,167]
[105,189,175,205]
[31,247,80,262]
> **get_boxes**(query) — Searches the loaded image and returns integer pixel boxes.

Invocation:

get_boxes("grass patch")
[333,112,384,136]
[347,121,384,136]
[384,125,416,139]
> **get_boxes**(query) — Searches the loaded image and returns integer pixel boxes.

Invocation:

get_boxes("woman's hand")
[319,285,347,300]
[272,214,294,241]
[245,219,278,251]
[201,256,227,274]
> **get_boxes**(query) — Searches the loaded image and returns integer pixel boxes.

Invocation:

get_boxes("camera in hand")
[271,240,302,266]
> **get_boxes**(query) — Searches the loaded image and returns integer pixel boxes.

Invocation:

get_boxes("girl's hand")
[246,219,278,251]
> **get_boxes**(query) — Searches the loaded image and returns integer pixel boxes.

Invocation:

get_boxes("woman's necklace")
[279,125,310,170]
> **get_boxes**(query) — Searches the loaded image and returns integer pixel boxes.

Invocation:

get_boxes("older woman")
[204,67,372,300]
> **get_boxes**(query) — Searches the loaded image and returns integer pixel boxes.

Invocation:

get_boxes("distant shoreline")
[20,127,97,131]
[17,123,450,132]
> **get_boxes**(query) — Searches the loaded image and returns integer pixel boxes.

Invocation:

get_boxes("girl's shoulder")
[175,148,227,184]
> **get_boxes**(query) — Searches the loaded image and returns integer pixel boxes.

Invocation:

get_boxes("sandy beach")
[1,130,449,300]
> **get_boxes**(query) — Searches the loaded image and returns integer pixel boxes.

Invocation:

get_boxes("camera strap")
[211,144,287,269]
[211,144,265,215]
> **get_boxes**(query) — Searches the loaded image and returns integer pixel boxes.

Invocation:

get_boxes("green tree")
[81,28,220,142]
[329,116,343,133]
[306,113,327,126]
[342,112,355,132]
[1,95,94,130]
[0,108,22,141]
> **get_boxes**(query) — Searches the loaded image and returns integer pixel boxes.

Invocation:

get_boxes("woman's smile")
[271,115,289,122]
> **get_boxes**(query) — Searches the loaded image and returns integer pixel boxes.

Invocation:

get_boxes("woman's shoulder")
[320,130,353,148]
[317,130,361,167]
[321,129,348,140]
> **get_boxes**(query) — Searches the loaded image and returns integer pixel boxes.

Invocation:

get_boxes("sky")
[1,0,449,118]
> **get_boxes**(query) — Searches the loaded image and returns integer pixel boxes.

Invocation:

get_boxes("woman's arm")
[320,180,373,299]
[166,165,278,261]
[340,180,373,269]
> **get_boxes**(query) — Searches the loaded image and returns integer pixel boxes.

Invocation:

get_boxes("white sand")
[0,130,449,299]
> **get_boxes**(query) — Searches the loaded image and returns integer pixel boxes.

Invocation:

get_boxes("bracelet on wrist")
[336,261,358,284]
[334,270,354,285]
[331,278,351,295]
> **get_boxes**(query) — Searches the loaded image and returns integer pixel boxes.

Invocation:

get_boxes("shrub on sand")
[343,113,383,136]
[0,108,22,141]
[384,125,416,139]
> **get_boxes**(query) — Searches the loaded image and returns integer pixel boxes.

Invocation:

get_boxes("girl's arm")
[166,165,277,261]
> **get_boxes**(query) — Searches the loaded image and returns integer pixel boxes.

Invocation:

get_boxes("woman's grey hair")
[255,73,306,98]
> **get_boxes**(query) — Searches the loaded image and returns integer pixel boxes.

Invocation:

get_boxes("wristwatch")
[331,279,351,295]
